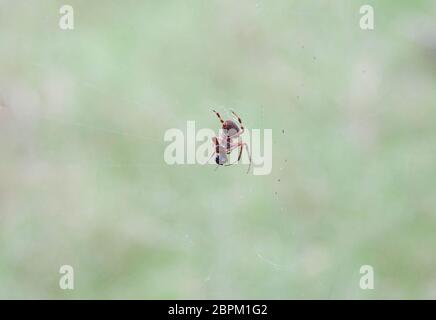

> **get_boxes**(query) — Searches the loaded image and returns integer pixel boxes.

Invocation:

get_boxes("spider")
[210,109,252,173]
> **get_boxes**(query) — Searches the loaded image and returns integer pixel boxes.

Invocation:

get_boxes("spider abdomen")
[223,120,240,134]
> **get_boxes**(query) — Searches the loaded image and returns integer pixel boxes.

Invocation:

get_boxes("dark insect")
[210,109,252,173]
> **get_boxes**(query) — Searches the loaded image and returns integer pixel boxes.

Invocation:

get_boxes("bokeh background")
[1,0,436,299]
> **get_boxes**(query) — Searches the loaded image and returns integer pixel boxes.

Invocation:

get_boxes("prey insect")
[209,109,252,173]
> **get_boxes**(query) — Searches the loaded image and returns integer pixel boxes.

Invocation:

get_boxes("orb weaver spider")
[210,109,252,173]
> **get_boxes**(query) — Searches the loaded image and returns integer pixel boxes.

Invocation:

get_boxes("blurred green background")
[1,0,436,299]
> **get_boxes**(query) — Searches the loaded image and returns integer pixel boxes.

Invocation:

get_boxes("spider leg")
[224,144,243,166]
[202,136,221,165]
[204,149,216,165]
[212,109,225,125]
[230,110,244,131]
[224,142,252,174]
[223,142,242,167]
[243,143,252,174]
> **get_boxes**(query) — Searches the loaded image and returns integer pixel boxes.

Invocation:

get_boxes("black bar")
[1,300,434,318]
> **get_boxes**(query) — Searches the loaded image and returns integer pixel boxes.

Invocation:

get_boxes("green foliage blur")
[1,0,436,299]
